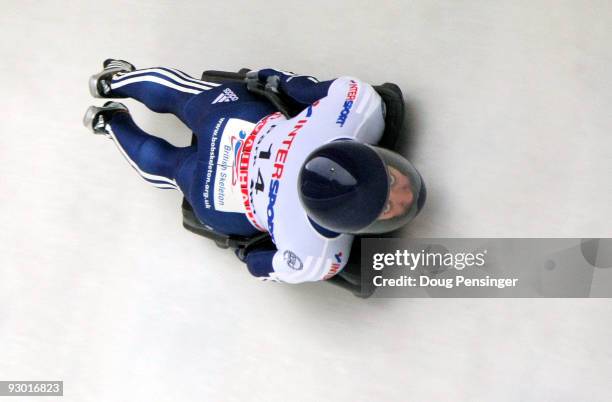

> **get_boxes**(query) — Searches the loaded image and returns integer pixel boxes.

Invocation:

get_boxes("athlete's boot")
[89,59,135,98]
[83,101,129,135]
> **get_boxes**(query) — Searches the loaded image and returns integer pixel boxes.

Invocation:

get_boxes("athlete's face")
[379,166,414,220]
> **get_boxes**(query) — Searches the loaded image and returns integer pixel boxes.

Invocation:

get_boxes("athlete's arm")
[253,68,334,106]
[245,249,320,283]
[309,76,385,145]
[246,247,350,283]
[252,70,385,143]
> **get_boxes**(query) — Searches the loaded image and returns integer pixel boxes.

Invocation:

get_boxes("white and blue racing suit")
[102,66,385,283]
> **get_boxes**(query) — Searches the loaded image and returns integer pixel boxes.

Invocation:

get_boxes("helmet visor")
[357,146,426,234]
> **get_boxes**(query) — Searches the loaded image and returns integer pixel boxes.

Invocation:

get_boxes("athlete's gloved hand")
[245,70,293,117]
[234,247,247,262]
[245,70,281,93]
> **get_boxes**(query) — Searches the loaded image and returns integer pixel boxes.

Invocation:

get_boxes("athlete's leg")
[83,102,196,191]
[90,59,222,125]
[110,67,222,122]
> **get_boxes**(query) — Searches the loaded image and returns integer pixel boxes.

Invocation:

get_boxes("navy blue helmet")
[298,140,426,234]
